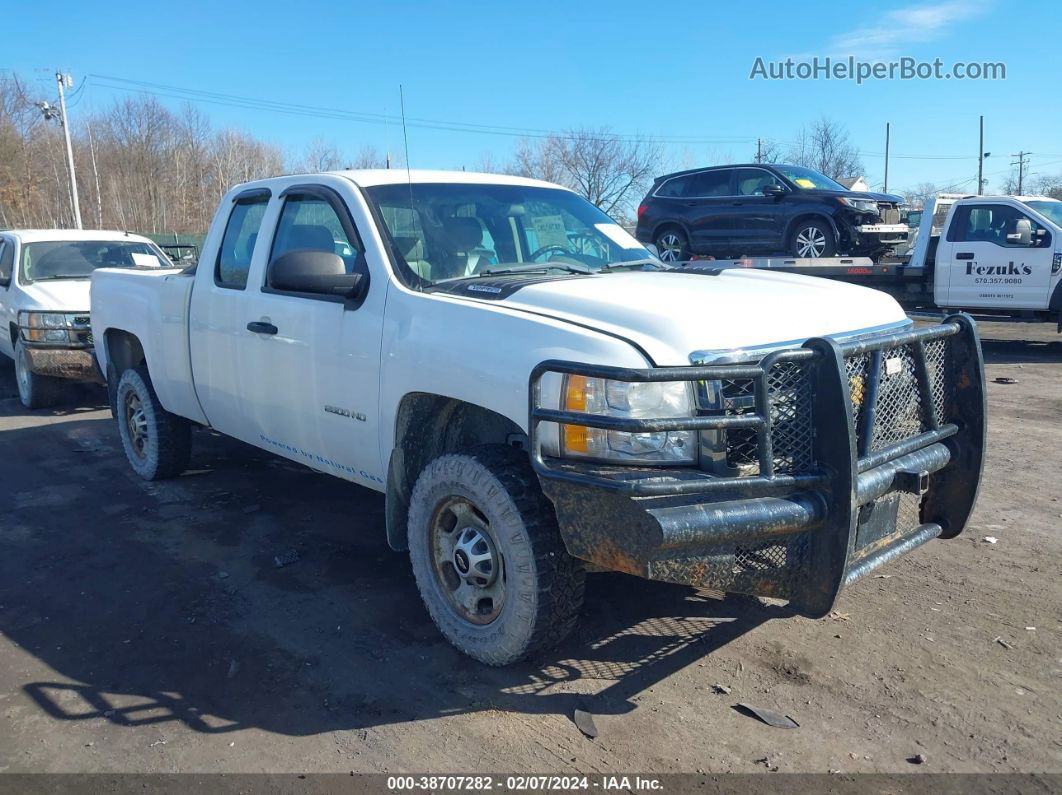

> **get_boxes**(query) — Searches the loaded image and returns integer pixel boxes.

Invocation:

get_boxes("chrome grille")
[878,205,900,224]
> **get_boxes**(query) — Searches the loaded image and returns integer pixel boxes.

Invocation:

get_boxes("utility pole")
[977,116,984,195]
[55,72,83,229]
[1011,151,1030,195]
[755,138,762,163]
[883,122,890,193]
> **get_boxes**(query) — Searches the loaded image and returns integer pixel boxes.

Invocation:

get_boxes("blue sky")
[6,0,1061,194]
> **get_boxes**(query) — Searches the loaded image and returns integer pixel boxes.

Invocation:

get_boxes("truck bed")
[90,267,207,425]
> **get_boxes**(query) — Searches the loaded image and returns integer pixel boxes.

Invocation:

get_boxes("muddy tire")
[114,366,191,480]
[407,445,585,665]
[14,339,66,409]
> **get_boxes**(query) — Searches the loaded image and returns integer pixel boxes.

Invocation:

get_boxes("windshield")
[364,183,653,285]
[773,165,848,192]
[20,240,170,283]
[1023,200,1062,227]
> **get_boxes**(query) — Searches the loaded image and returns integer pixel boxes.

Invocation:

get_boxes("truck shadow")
[978,334,1062,366]
[1,393,780,739]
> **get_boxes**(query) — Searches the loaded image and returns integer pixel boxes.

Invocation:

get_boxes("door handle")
[956,252,975,260]
[246,321,278,335]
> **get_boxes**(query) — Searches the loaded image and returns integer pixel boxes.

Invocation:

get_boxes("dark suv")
[635,163,907,262]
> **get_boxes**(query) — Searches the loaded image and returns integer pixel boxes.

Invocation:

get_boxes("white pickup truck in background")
[0,229,170,408]
[91,170,987,665]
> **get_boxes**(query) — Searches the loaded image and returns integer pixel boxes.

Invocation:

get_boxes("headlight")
[837,197,878,213]
[19,311,82,343]
[560,375,696,464]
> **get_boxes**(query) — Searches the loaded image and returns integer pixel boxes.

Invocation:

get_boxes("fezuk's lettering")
[965,261,1032,275]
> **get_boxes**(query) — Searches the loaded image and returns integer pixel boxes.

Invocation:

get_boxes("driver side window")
[0,240,12,286]
[949,204,1050,248]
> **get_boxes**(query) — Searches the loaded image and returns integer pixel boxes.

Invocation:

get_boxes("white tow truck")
[675,194,1062,328]
[91,170,986,665]
[0,229,170,408]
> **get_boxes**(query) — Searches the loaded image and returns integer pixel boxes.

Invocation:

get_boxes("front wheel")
[655,228,689,263]
[789,219,836,258]
[14,339,66,409]
[114,366,191,480]
[407,446,585,665]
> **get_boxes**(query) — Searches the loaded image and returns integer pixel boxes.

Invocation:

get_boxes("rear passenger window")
[271,196,361,271]
[688,170,731,197]
[216,198,268,289]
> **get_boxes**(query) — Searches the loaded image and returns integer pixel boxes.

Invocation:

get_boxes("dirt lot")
[0,319,1059,776]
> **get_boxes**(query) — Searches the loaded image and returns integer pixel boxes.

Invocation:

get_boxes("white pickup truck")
[0,229,170,408]
[91,170,987,665]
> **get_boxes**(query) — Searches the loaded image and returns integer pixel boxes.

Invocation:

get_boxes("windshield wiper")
[599,259,665,272]
[474,262,593,277]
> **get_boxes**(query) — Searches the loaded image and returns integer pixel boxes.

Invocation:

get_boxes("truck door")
[935,201,1055,309]
[188,188,273,444]
[238,181,386,489]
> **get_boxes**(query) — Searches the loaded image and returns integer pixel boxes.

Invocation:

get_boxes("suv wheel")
[407,445,585,665]
[790,220,836,258]
[655,228,689,263]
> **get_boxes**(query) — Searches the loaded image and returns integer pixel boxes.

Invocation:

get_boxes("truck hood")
[18,278,92,311]
[493,269,909,366]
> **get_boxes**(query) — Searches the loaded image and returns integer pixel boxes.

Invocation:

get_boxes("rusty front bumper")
[22,345,103,383]
[529,315,986,618]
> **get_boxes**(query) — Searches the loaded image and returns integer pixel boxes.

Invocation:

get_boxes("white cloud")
[829,1,990,58]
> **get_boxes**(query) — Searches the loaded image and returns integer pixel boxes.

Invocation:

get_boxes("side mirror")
[762,184,786,198]
[1007,219,1034,247]
[646,243,660,257]
[267,249,364,297]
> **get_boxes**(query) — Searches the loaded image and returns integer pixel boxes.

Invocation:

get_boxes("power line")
[87,73,756,145]
[84,73,1019,163]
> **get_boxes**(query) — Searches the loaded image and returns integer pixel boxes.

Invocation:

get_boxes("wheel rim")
[15,347,31,402]
[429,497,505,625]
[795,226,827,257]
[124,389,149,459]
[657,232,683,262]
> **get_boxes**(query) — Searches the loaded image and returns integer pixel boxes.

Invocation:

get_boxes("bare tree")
[898,182,944,208]
[350,144,388,169]
[511,128,660,220]
[296,137,344,173]
[786,117,863,180]
[755,139,786,164]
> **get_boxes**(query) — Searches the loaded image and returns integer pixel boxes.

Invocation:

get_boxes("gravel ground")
[0,319,1058,775]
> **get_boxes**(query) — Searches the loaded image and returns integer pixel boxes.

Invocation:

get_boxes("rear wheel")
[114,366,191,480]
[407,445,585,665]
[14,339,66,409]
[655,228,689,263]
[789,219,836,258]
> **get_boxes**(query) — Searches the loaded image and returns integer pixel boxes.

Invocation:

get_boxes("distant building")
[838,176,871,192]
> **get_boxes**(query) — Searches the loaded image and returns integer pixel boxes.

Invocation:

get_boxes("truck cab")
[929,195,1062,313]
[0,229,170,408]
